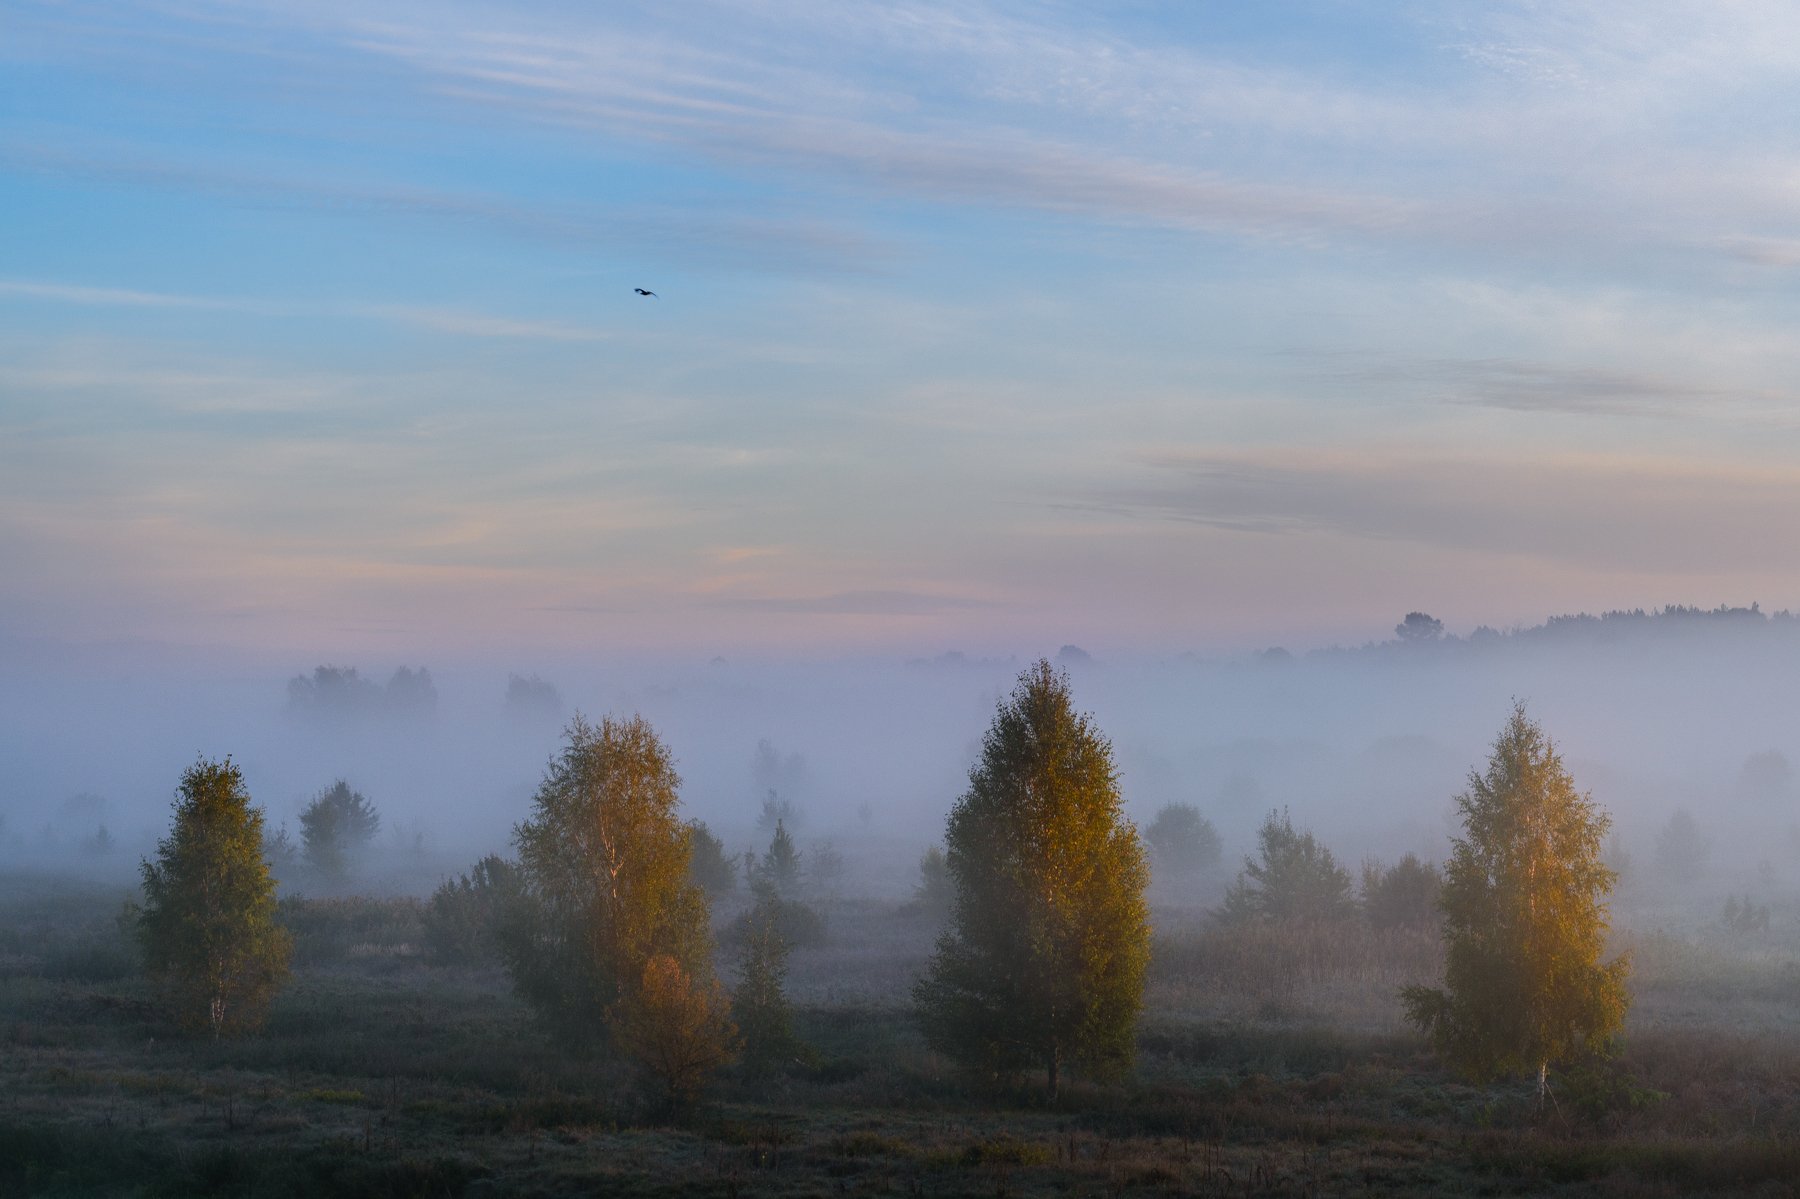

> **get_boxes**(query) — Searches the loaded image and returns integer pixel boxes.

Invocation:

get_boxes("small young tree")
[1217,809,1355,924]
[502,714,714,1042]
[138,758,292,1037]
[734,887,799,1075]
[299,780,381,883]
[1653,808,1711,884]
[1403,705,1630,1101]
[913,660,1150,1098]
[1144,802,1223,876]
[758,819,802,897]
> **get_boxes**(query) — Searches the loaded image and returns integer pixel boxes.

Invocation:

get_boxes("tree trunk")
[1537,1060,1548,1106]
[1047,1044,1060,1102]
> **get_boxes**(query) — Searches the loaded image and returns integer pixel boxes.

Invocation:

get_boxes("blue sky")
[7,0,1800,660]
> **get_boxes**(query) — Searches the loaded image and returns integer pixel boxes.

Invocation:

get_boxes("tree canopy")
[913,660,1150,1098]
[502,714,715,1049]
[138,758,292,1037]
[1402,704,1629,1097]
[1217,809,1355,924]
[1144,802,1223,876]
[299,780,380,883]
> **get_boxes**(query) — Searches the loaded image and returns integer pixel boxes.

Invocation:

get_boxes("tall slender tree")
[138,758,292,1037]
[914,660,1150,1098]
[1403,704,1630,1100]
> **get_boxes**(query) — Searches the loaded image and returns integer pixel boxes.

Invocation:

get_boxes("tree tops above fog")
[286,664,437,723]
[1269,603,1800,664]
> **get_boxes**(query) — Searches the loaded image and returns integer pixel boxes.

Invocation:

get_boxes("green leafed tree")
[1402,704,1630,1100]
[1361,853,1443,931]
[733,885,800,1076]
[138,758,293,1037]
[299,779,380,883]
[502,714,715,1048]
[913,660,1150,1098]
[1144,802,1223,876]
[424,854,523,967]
[757,819,802,897]
[1217,808,1355,924]
[686,819,737,898]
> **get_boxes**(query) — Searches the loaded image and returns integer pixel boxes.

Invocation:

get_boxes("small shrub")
[1557,1056,1668,1127]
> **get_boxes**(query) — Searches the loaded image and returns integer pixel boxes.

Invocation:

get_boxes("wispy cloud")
[704,589,996,616]
[0,276,615,343]
[0,279,236,309]
[0,140,892,275]
[364,306,610,342]
[1100,448,1800,575]
[1294,352,1736,416]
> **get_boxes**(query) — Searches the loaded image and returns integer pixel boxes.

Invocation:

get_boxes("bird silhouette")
[634,288,657,297]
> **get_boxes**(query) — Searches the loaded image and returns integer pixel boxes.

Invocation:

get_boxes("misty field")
[5,859,1800,1198]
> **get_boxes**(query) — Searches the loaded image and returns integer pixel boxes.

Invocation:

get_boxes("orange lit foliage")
[1404,705,1629,1097]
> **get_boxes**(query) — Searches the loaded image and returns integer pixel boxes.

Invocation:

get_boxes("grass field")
[4,870,1800,1197]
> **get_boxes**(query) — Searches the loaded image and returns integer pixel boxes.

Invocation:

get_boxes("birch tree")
[138,758,292,1037]
[503,715,715,1046]
[1402,704,1629,1100]
[913,660,1150,1098]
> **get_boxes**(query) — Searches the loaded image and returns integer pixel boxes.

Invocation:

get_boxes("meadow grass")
[5,870,1800,1196]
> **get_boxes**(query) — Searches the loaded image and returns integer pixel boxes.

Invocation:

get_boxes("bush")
[425,856,522,966]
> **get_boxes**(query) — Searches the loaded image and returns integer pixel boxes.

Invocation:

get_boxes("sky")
[8,0,1800,663]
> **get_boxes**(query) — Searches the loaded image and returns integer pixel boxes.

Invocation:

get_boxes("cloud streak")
[1104,448,1800,576]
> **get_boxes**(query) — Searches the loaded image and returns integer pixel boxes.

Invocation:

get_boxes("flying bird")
[634,288,657,297]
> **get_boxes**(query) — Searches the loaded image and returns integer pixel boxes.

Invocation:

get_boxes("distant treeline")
[1284,603,1800,663]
